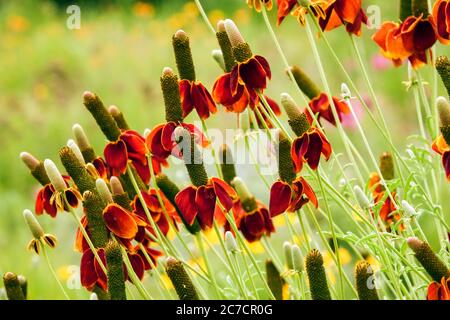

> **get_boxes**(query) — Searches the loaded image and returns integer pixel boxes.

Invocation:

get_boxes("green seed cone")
[83,191,109,248]
[277,133,296,184]
[408,238,450,282]
[400,0,413,20]
[437,97,450,127]
[176,128,208,187]
[93,286,110,300]
[83,91,121,142]
[112,193,132,211]
[59,146,96,195]
[109,106,130,130]
[290,66,321,100]
[436,56,450,99]
[379,152,395,180]
[232,43,253,63]
[105,241,127,300]
[161,68,183,123]
[3,272,25,300]
[266,260,287,300]
[166,257,199,300]
[156,173,201,234]
[118,170,142,199]
[31,162,51,186]
[411,0,429,17]
[355,261,379,300]
[281,93,311,136]
[219,144,237,185]
[305,249,332,300]
[172,30,196,82]
[73,124,97,163]
[231,177,258,213]
[216,31,236,72]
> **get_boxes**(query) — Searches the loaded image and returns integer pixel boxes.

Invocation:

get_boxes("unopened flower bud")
[96,178,113,204]
[72,124,96,163]
[90,293,98,300]
[402,200,418,217]
[20,152,50,186]
[44,159,66,192]
[291,244,303,272]
[225,231,238,253]
[354,186,371,209]
[283,241,294,270]
[23,209,44,239]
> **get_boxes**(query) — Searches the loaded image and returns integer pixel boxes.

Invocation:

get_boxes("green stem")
[40,241,70,300]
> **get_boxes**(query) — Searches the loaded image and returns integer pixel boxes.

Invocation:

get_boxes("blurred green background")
[0,0,448,299]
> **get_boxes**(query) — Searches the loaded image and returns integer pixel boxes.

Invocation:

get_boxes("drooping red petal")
[175,186,198,225]
[93,249,107,291]
[269,181,292,217]
[146,124,172,161]
[443,151,450,181]
[104,140,128,176]
[120,130,148,165]
[195,185,217,229]
[128,252,145,280]
[239,57,268,92]
[80,249,98,290]
[211,177,237,212]
[103,203,138,239]
[191,82,217,120]
[180,79,194,118]
[276,0,298,26]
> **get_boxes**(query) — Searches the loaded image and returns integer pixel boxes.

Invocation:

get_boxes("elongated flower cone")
[109,105,130,130]
[219,144,237,185]
[355,261,379,300]
[412,0,429,16]
[305,249,331,300]
[289,66,321,100]
[165,257,199,300]
[379,152,395,180]
[17,275,27,299]
[72,124,96,163]
[216,20,236,72]
[110,176,133,211]
[105,241,126,300]
[3,272,25,300]
[277,132,296,184]
[266,260,287,300]
[59,146,96,195]
[83,191,110,248]
[281,93,311,137]
[161,67,183,123]
[172,30,196,82]
[407,237,450,282]
[436,56,450,99]
[83,91,121,142]
[20,152,50,186]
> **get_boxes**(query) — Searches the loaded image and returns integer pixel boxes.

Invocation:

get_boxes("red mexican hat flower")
[309,92,350,126]
[269,177,318,217]
[179,80,217,119]
[373,21,411,67]
[276,0,299,26]
[433,0,450,44]
[132,189,180,237]
[235,200,275,242]
[91,157,110,180]
[104,130,166,184]
[35,175,80,217]
[432,134,450,181]
[427,276,450,300]
[80,248,107,291]
[291,127,332,172]
[319,0,368,36]
[146,122,209,162]
[175,177,237,230]
[212,72,254,112]
[102,203,142,240]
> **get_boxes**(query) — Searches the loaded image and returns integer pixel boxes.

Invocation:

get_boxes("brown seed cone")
[83,191,109,248]
[305,249,332,300]
[172,30,196,82]
[277,133,296,184]
[105,240,127,300]
[281,93,311,137]
[408,238,450,282]
[3,272,25,300]
[166,257,199,300]
[109,105,130,130]
[232,43,253,63]
[216,30,236,72]
[436,56,450,99]
[355,261,379,300]
[59,146,96,195]
[161,68,184,123]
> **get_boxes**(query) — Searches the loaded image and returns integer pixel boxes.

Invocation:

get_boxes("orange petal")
[103,203,138,239]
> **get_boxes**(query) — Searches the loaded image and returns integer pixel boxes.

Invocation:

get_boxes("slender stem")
[194,0,215,34]
[40,241,70,300]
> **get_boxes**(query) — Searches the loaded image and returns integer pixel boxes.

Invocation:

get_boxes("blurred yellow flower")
[248,241,264,254]
[365,255,380,271]
[7,15,29,33]
[57,265,73,281]
[188,257,206,272]
[323,248,352,266]
[133,2,155,17]
[161,274,175,290]
[168,13,186,30]
[183,2,199,18]
[233,9,251,25]
[208,10,225,26]
[326,269,336,285]
[203,229,219,246]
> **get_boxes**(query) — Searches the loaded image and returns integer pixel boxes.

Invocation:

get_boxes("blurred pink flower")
[371,54,391,71]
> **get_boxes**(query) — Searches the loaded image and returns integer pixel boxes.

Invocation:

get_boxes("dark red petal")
[211,177,237,211]
[93,249,107,291]
[80,249,97,290]
[120,130,147,165]
[131,159,150,185]
[443,151,450,181]
[195,186,217,229]
[103,204,138,239]
[65,189,79,208]
[146,124,172,160]
[180,79,194,118]
[269,181,292,217]
[239,57,268,92]
[128,253,145,280]
[254,55,271,80]
[175,186,198,225]
[104,140,128,176]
